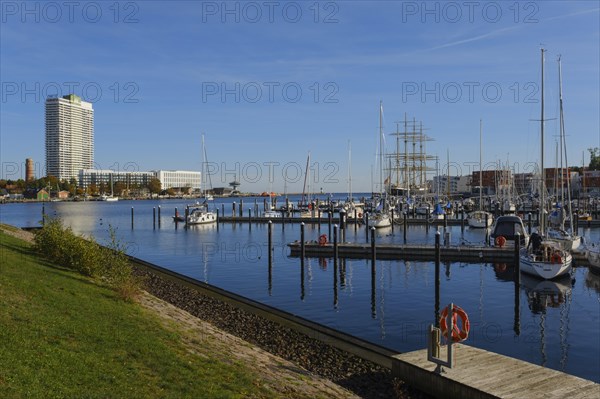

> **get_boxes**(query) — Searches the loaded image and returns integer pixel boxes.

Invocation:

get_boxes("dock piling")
[403,212,407,243]
[153,207,156,229]
[300,222,305,259]
[216,209,219,231]
[333,224,339,261]
[371,227,376,265]
[131,206,134,229]
[158,206,161,227]
[268,220,273,267]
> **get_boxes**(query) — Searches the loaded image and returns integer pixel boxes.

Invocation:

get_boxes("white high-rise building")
[45,94,94,181]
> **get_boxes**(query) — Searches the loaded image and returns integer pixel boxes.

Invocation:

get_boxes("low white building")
[78,169,201,191]
[153,170,201,191]
[78,169,155,189]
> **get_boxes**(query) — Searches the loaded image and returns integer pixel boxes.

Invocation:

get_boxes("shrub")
[34,217,142,301]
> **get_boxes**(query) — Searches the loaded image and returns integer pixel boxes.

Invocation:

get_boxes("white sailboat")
[200,134,214,201]
[101,173,119,201]
[520,48,572,280]
[187,134,216,225]
[546,56,581,252]
[368,101,391,228]
[468,120,493,228]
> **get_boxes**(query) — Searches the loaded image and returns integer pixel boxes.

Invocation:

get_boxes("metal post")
[153,207,156,229]
[403,212,407,243]
[354,208,358,231]
[131,206,134,229]
[216,208,219,231]
[232,202,236,218]
[365,213,370,243]
[461,208,464,233]
[514,232,521,284]
[158,205,161,227]
[435,230,441,327]
[328,210,332,240]
[240,199,244,217]
[268,220,273,267]
[300,222,305,259]
[371,227,376,265]
[333,224,339,261]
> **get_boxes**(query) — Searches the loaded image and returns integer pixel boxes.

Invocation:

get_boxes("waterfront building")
[432,175,470,196]
[153,170,201,191]
[78,169,155,189]
[78,169,201,192]
[45,94,94,181]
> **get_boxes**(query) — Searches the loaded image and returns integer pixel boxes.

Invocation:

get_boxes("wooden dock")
[288,242,517,262]
[392,344,599,398]
[287,242,591,264]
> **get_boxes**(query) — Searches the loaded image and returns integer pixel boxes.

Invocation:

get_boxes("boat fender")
[318,234,328,246]
[551,252,562,264]
[440,304,470,343]
[495,235,507,248]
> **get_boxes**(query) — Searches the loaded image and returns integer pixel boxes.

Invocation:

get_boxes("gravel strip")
[135,268,430,399]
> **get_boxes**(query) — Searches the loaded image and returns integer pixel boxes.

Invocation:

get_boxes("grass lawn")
[0,231,275,398]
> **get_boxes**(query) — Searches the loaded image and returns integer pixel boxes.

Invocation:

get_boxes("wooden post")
[391,208,395,232]
[158,205,161,227]
[153,207,156,229]
[131,206,134,229]
[232,202,236,218]
[365,213,370,243]
[240,199,244,217]
[216,208,219,231]
[527,212,532,235]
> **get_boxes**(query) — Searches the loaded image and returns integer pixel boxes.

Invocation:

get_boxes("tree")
[589,147,600,171]
[147,178,161,194]
[166,188,176,196]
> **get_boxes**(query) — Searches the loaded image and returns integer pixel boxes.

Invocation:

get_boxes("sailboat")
[101,173,119,201]
[187,134,217,225]
[519,48,572,280]
[468,120,494,228]
[200,134,214,201]
[368,101,391,228]
[546,56,581,252]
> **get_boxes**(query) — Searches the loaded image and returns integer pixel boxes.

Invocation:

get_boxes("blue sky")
[1,1,599,193]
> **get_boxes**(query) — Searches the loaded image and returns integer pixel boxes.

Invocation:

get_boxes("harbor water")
[2,196,599,383]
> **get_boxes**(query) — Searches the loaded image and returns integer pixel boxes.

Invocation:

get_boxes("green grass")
[0,231,274,398]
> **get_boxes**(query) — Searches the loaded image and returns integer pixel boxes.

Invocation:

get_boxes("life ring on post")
[318,234,328,246]
[551,252,562,264]
[495,235,507,248]
[440,304,470,343]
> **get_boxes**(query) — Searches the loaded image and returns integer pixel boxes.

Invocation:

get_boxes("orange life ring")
[318,234,328,246]
[551,252,562,264]
[440,304,470,343]
[495,235,507,248]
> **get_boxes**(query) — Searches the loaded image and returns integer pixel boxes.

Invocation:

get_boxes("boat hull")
[520,251,572,279]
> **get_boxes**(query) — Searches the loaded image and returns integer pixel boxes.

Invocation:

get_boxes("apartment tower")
[45,94,94,181]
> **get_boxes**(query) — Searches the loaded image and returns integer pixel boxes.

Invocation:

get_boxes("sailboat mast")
[479,119,483,211]
[558,55,574,232]
[348,140,352,201]
[379,101,384,195]
[540,47,546,235]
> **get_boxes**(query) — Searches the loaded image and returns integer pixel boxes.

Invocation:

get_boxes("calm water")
[2,197,599,383]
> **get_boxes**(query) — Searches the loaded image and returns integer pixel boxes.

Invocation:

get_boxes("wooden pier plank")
[392,344,599,399]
